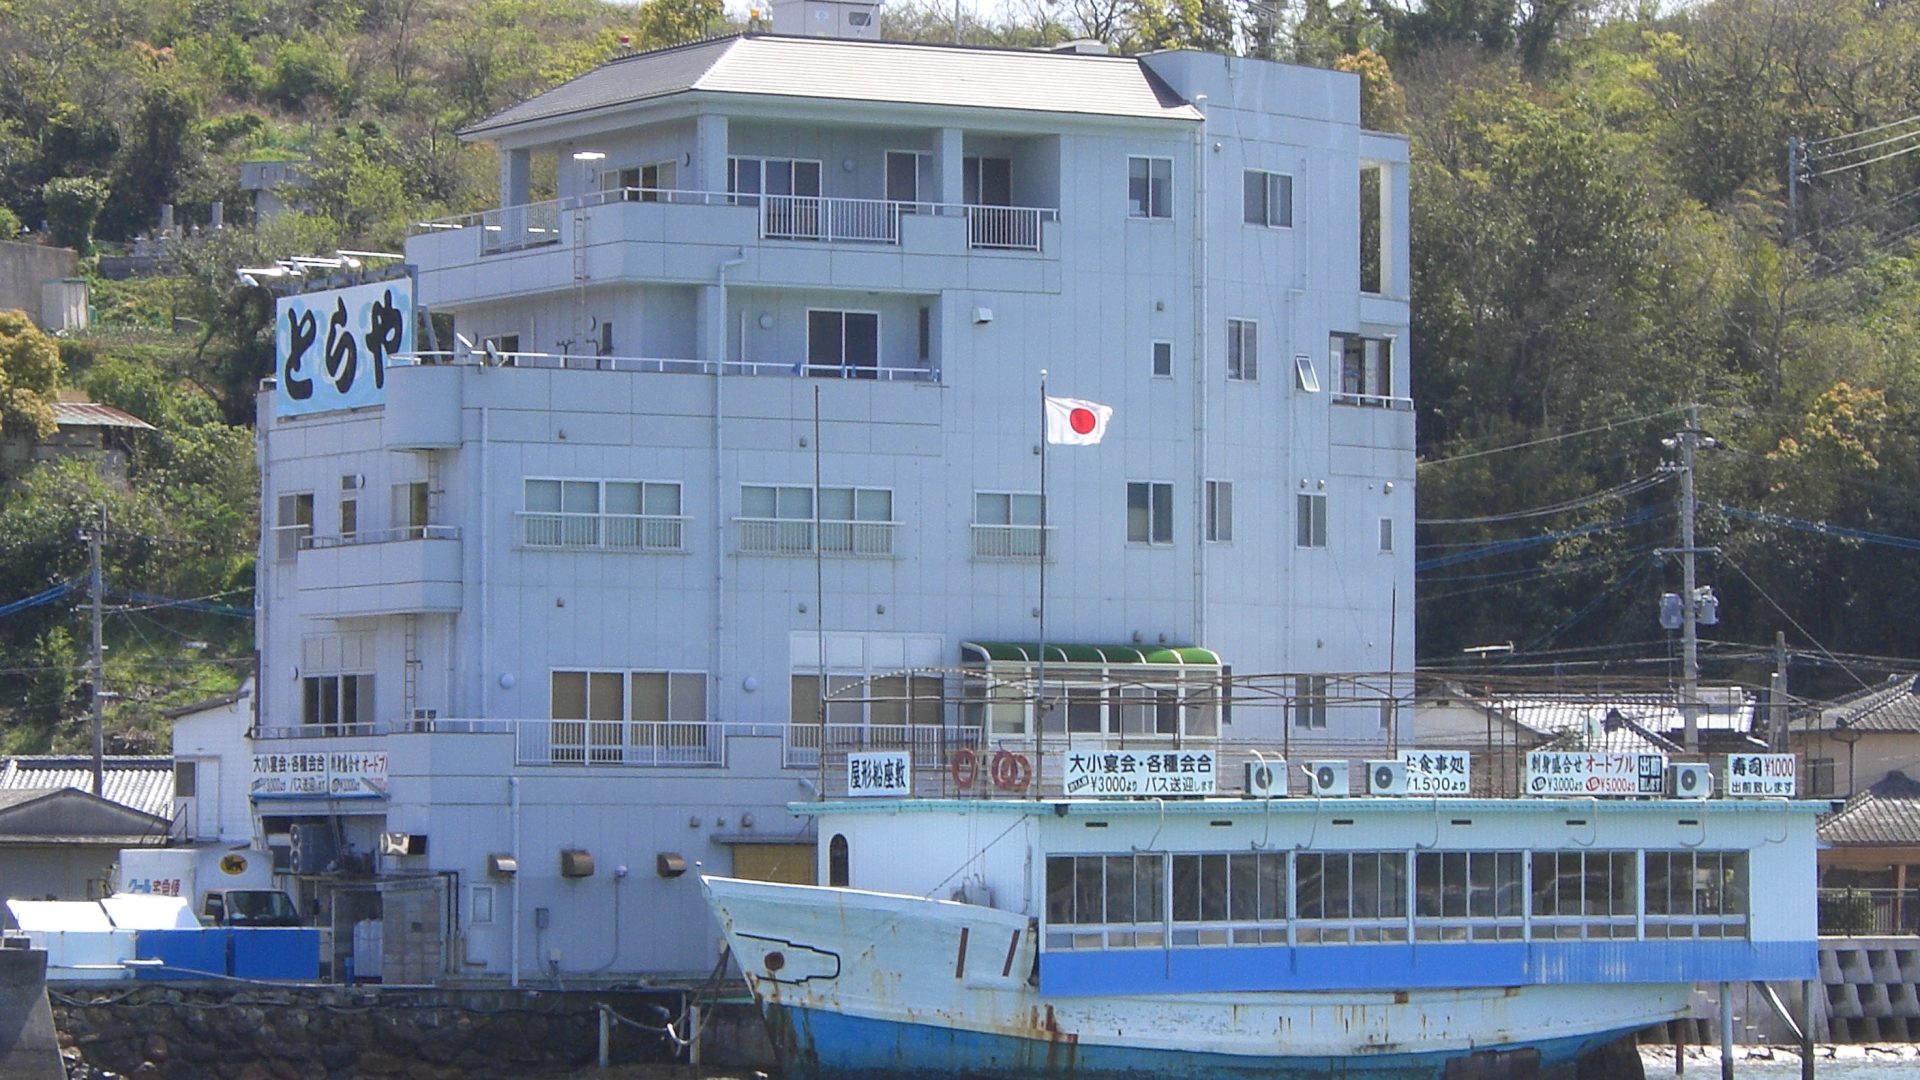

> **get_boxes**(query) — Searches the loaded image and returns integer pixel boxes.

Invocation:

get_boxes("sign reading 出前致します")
[275,279,412,417]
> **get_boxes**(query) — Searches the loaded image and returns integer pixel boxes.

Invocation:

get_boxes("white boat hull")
[704,876,1685,1079]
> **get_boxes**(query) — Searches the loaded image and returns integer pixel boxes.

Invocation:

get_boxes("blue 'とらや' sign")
[275,279,412,417]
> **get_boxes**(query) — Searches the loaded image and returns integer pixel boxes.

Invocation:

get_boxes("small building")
[0,394,155,480]
[1794,673,1920,799]
[167,677,256,844]
[0,239,86,332]
[238,160,311,223]
[0,786,172,916]
[1815,769,1920,933]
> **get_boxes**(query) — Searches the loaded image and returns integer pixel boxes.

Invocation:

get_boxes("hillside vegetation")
[1,0,1918,749]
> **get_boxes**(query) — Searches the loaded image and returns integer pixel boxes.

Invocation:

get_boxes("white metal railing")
[392,350,939,383]
[524,719,728,767]
[415,189,1057,254]
[784,722,984,768]
[300,525,460,550]
[971,523,1052,560]
[1331,391,1414,411]
[735,517,895,556]
[517,511,686,552]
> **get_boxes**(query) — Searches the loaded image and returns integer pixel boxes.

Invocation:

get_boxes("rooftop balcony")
[296,527,462,618]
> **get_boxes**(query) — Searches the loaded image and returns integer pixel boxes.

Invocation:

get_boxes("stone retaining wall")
[50,983,757,1079]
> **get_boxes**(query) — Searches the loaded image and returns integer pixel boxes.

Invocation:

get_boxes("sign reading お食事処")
[847,751,912,797]
[275,279,412,417]
[1062,749,1217,797]
[1524,750,1666,797]
[1399,750,1472,795]
[1724,753,1796,797]
[250,751,390,798]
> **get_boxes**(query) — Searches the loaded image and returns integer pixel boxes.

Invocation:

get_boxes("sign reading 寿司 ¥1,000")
[1524,750,1666,797]
[250,751,390,798]
[847,751,912,797]
[1062,750,1217,797]
[275,279,412,417]
[1724,753,1796,797]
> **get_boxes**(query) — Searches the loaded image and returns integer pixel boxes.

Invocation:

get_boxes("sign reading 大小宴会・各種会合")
[1061,750,1217,797]
[250,751,390,798]
[275,279,412,417]
[847,751,912,797]
[1523,750,1667,797]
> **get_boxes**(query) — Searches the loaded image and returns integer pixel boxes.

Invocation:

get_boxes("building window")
[639,160,676,200]
[1294,353,1321,393]
[1243,170,1293,228]
[886,150,932,204]
[394,482,430,537]
[727,157,822,207]
[806,310,880,378]
[1332,333,1393,400]
[1296,493,1327,548]
[829,835,850,887]
[1807,757,1836,797]
[523,478,683,551]
[1128,156,1172,219]
[790,672,943,737]
[275,492,313,559]
[1127,482,1174,545]
[174,760,197,798]
[1205,481,1233,543]
[1227,319,1258,381]
[963,157,1012,206]
[1151,340,1172,378]
[974,491,1045,559]
[549,669,710,764]
[471,886,495,924]
[303,673,372,733]
[740,484,894,555]
[918,306,931,362]
[1295,674,1327,729]
[339,474,361,540]
[1379,517,1393,553]
[598,321,615,357]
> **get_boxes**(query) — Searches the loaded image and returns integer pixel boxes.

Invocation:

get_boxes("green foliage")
[40,175,110,252]
[0,205,20,239]
[630,0,725,48]
[266,36,354,113]
[0,309,62,439]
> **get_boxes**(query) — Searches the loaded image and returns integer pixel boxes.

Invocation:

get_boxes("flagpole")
[1036,368,1048,799]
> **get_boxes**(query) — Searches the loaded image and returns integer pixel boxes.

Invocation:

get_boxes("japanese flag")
[1044,396,1113,445]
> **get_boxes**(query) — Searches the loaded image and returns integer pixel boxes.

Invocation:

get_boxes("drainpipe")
[713,249,746,727]
[1190,96,1210,651]
[479,406,490,718]
[509,775,521,987]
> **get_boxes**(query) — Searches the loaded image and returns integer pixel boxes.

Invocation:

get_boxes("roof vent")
[1051,39,1110,55]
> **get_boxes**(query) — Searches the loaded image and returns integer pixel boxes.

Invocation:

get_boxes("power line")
[1808,138,1920,179]
[1415,505,1669,573]
[1416,473,1669,526]
[1719,554,1875,693]
[0,579,83,619]
[1714,503,1920,554]
[1418,408,1682,469]
[1807,112,1920,150]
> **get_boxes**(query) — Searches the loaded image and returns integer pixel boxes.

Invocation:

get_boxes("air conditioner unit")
[1305,760,1349,797]
[1669,763,1713,799]
[1366,760,1409,796]
[1245,759,1287,798]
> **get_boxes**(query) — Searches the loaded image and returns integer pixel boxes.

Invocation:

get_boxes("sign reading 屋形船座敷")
[1062,749,1217,797]
[847,751,912,797]
[1524,750,1666,797]
[275,279,412,417]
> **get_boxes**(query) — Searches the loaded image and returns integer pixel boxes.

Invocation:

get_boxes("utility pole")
[87,506,105,797]
[1660,406,1716,751]
[1770,630,1790,753]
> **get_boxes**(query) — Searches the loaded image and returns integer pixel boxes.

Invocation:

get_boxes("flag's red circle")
[1069,407,1096,435]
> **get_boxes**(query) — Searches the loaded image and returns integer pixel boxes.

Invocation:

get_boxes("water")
[1640,1046,1920,1079]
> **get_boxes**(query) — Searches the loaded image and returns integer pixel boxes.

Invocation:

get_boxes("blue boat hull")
[763,1002,1634,1080]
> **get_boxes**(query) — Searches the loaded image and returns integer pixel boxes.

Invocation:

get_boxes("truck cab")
[202,889,302,928]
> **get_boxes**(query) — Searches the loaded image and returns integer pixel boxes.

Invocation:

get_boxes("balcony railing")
[524,719,726,767]
[971,523,1052,561]
[736,517,895,556]
[415,188,1058,255]
[1820,888,1920,935]
[785,722,984,768]
[517,511,686,552]
[393,351,940,383]
[300,525,460,550]
[1331,391,1414,411]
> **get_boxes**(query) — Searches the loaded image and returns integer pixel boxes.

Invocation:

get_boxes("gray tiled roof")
[466,35,1202,136]
[0,757,173,820]
[1490,697,1692,754]
[1817,674,1920,733]
[1820,771,1920,847]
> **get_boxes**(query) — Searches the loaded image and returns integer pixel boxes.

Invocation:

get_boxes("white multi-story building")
[251,29,1412,982]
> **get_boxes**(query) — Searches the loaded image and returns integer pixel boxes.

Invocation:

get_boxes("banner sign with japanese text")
[1062,749,1217,797]
[1724,753,1796,797]
[275,279,412,417]
[1400,749,1473,795]
[1524,750,1666,797]
[250,750,390,798]
[847,751,911,797]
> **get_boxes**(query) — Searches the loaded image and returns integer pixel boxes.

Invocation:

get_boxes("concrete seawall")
[0,948,65,1080]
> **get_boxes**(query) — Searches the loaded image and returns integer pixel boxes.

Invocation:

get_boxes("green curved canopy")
[959,641,1221,666]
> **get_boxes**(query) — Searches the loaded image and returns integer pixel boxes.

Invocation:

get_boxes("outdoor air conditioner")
[1245,759,1287,798]
[1306,761,1349,797]
[1669,763,1714,799]
[1366,760,1409,797]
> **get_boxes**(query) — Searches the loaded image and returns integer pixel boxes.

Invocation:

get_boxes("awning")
[959,641,1221,666]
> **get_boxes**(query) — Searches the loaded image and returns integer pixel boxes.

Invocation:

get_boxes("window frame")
[1151,340,1173,379]
[1127,481,1175,545]
[973,490,1046,560]
[1242,169,1294,229]
[1127,155,1173,220]
[522,476,686,551]
[548,668,711,764]
[275,492,314,560]
[1296,492,1328,549]
[1226,318,1258,382]
[302,672,373,733]
[805,307,882,378]
[1205,480,1233,544]
[739,482,895,556]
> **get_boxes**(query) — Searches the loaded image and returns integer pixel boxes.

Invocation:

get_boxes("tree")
[0,309,61,440]
[630,0,724,48]
[39,175,109,253]
[1126,0,1237,53]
